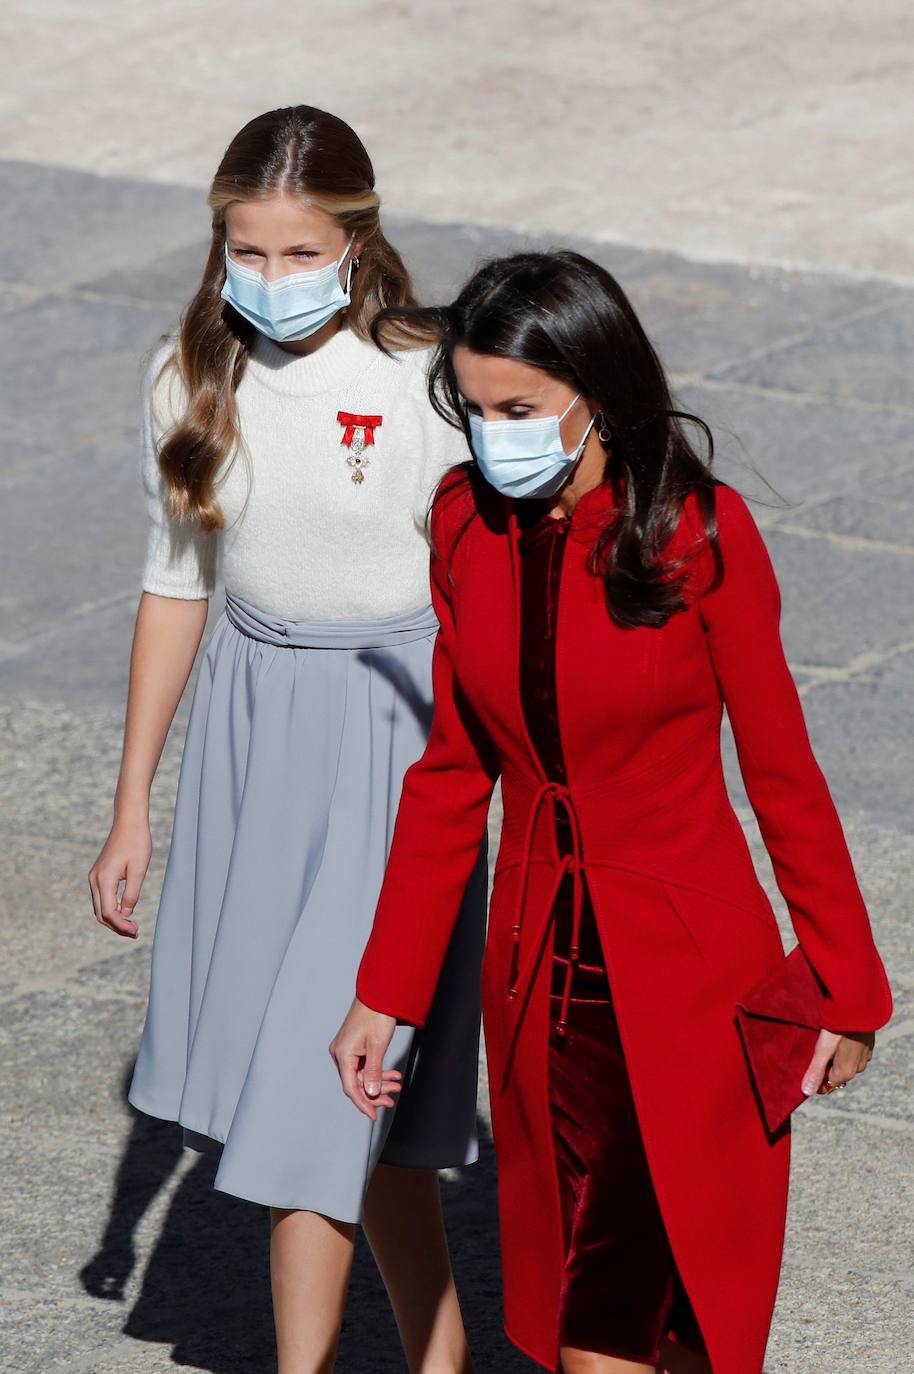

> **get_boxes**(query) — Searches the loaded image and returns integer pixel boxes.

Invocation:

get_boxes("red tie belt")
[507,778,587,1039]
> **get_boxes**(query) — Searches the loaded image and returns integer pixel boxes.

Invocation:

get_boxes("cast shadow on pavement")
[79,1064,519,1372]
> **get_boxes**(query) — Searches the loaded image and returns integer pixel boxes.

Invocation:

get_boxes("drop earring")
[598,412,612,444]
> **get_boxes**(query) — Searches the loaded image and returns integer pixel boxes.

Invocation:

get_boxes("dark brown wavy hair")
[373,250,723,628]
[156,105,419,531]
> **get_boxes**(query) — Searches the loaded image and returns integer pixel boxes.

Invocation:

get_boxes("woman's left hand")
[802,1028,875,1097]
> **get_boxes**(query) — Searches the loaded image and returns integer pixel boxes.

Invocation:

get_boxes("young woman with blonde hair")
[89,106,485,1374]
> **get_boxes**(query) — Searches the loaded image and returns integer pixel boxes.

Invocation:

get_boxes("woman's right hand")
[329,997,402,1121]
[88,812,152,938]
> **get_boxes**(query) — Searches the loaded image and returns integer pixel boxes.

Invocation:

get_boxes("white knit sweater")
[140,328,468,619]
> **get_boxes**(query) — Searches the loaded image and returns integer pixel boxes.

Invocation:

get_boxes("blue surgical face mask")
[467,394,595,500]
[220,235,355,342]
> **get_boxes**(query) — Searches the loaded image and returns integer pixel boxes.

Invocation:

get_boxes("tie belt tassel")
[508,780,586,1038]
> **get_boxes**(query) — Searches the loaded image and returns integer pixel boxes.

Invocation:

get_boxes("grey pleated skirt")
[128,591,487,1220]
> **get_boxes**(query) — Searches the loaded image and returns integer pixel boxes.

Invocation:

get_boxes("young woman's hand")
[802,1027,875,1097]
[329,998,402,1120]
[88,812,152,939]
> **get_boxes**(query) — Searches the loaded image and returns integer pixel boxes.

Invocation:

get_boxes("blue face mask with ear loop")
[220,234,356,342]
[467,394,596,500]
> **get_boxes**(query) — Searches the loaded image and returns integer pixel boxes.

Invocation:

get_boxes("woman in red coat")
[330,252,893,1374]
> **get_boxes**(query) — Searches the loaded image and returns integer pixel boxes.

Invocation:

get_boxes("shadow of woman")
[81,1066,528,1371]
[80,1063,185,1305]
[122,1149,275,1370]
[80,1063,274,1371]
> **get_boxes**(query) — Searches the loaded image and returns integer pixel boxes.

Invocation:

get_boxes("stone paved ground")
[1,155,912,1374]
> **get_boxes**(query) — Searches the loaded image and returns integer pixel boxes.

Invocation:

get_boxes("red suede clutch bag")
[735,945,823,1133]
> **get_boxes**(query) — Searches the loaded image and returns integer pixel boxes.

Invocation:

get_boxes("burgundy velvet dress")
[517,504,707,1363]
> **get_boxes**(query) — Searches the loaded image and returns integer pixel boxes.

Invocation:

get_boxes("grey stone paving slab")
[0,597,140,704]
[763,529,914,667]
[620,253,899,378]
[675,382,914,508]
[0,1295,130,1374]
[0,292,175,448]
[766,1110,914,1371]
[0,598,222,709]
[0,160,201,292]
[0,702,182,850]
[784,1110,914,1281]
[79,238,209,310]
[0,991,144,1135]
[0,1127,138,1293]
[799,652,914,831]
[767,1268,908,1372]
[790,468,914,546]
[715,295,914,409]
[0,436,146,643]
[782,821,914,979]
[68,945,156,1005]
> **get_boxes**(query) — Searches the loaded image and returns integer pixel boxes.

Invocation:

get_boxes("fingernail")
[365,1081,380,1097]
[802,1080,816,1095]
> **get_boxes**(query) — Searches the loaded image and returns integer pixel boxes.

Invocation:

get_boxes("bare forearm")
[114,591,209,818]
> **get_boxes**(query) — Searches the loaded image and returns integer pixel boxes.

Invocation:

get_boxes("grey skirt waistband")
[224,591,439,650]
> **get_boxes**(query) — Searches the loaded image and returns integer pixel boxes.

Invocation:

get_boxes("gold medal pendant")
[347,428,368,485]
[337,410,383,486]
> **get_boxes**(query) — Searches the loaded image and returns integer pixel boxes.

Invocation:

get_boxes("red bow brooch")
[337,411,383,485]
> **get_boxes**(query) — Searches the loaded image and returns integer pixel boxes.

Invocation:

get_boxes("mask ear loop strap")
[342,234,357,295]
[559,395,596,462]
[568,413,596,463]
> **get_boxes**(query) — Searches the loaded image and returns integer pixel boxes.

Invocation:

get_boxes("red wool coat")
[357,476,893,1374]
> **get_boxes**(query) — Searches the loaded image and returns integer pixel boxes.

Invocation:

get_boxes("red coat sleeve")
[698,486,893,1032]
[356,484,499,1027]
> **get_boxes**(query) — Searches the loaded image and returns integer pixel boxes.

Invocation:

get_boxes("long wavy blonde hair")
[156,106,419,531]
